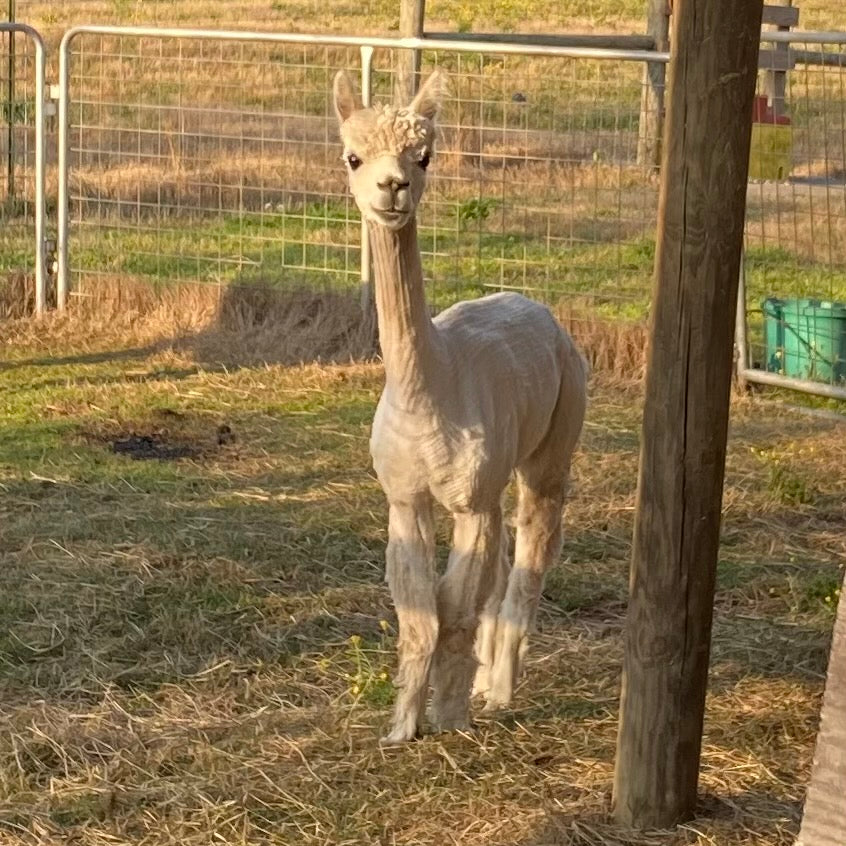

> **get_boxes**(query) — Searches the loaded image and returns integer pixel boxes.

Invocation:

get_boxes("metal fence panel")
[740,31,846,400]
[1,22,46,315]
[56,26,665,336]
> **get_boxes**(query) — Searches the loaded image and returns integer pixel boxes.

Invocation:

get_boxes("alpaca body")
[371,290,577,512]
[333,70,587,744]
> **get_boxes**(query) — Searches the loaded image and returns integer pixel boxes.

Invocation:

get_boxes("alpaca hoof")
[379,726,420,746]
[483,686,513,712]
[431,715,471,733]
[471,668,491,698]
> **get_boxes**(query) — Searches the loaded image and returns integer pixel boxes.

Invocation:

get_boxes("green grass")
[38,208,846,323]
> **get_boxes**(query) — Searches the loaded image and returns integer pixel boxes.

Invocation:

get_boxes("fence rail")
[0,21,46,314]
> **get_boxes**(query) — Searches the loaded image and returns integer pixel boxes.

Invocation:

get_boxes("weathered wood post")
[396,0,425,102]
[636,0,670,168]
[797,570,846,846]
[613,0,764,828]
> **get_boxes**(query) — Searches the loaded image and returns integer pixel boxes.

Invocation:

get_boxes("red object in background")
[752,94,791,125]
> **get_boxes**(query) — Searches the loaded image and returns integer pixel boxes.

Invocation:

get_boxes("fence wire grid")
[743,35,846,391]
[1,25,42,316]
[57,32,661,326]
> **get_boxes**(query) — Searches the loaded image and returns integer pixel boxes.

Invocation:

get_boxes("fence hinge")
[44,238,58,277]
[44,83,60,117]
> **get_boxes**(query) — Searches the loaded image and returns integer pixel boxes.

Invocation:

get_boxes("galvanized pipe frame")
[737,29,846,401]
[764,29,846,45]
[54,24,672,310]
[1,21,47,314]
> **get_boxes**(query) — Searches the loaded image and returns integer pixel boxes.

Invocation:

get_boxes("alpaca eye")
[418,151,431,170]
[345,153,362,171]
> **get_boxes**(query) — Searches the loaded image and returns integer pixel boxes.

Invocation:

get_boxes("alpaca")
[333,70,588,745]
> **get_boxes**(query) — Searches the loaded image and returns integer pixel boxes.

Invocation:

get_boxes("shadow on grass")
[518,788,802,845]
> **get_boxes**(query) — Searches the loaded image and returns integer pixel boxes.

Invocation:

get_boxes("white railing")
[0,21,46,313]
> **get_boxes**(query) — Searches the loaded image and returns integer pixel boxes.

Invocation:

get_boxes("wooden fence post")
[613,0,764,828]
[760,2,799,120]
[796,570,846,846]
[637,0,670,168]
[397,0,425,102]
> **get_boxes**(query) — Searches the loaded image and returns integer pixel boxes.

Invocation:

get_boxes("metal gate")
[53,25,664,318]
[0,21,46,315]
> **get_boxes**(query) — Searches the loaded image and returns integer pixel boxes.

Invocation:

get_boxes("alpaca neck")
[368,219,443,404]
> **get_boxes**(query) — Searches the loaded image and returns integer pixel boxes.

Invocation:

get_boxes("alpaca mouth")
[369,207,410,227]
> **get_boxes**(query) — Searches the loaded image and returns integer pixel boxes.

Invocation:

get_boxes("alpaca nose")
[374,162,412,212]
[377,175,410,192]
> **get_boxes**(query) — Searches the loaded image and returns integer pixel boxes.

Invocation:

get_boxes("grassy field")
[0,312,845,845]
[13,0,846,37]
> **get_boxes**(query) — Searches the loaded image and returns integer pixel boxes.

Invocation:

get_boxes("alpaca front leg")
[430,509,501,732]
[381,499,438,746]
[485,488,564,710]
[472,524,510,697]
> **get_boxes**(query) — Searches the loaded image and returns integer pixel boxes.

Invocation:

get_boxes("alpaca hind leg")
[485,476,566,710]
[430,509,502,731]
[485,346,586,710]
[472,523,510,697]
[381,498,438,745]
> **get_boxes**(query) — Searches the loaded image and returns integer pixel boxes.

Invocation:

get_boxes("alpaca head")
[333,70,446,231]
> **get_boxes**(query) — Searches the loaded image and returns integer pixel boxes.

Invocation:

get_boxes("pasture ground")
[1,309,844,845]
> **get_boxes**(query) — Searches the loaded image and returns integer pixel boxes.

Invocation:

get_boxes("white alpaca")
[333,70,587,745]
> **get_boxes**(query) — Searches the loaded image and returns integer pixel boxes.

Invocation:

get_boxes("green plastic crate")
[763,297,846,383]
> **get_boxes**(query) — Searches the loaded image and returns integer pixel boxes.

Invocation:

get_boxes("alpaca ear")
[408,70,447,121]
[333,71,361,125]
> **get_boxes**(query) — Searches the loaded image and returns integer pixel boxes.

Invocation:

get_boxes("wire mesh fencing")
[4,18,846,392]
[62,35,365,298]
[379,46,661,321]
[57,29,663,357]
[741,33,846,397]
[1,23,44,316]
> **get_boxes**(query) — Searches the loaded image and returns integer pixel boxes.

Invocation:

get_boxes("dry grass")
[1,280,648,377]
[2,277,378,366]
[0,272,39,321]
[1,307,844,845]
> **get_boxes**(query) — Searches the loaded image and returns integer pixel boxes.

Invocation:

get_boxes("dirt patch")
[83,413,236,462]
[111,432,202,461]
